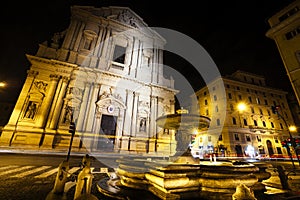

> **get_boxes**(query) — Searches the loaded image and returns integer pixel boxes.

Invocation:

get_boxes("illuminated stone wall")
[266,0,300,106]
[0,6,177,155]
[193,70,295,158]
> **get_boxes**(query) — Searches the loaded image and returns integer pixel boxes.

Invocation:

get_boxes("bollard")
[46,160,70,200]
[74,155,98,200]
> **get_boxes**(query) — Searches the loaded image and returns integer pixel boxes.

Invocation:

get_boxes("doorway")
[266,140,274,156]
[235,144,243,157]
[98,115,117,151]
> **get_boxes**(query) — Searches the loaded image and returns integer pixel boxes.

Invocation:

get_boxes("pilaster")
[49,76,69,129]
[36,74,60,128]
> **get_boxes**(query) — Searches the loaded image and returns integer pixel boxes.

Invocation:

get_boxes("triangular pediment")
[72,6,165,44]
[78,6,148,28]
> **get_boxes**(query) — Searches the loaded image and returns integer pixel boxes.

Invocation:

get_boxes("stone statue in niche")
[63,106,74,123]
[34,81,48,93]
[50,30,66,48]
[24,101,37,119]
[139,118,146,132]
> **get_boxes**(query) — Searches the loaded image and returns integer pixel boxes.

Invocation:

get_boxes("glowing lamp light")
[0,82,6,87]
[237,102,246,112]
[289,126,297,132]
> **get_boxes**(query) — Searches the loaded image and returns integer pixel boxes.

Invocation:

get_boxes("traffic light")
[69,122,76,134]
[271,105,280,114]
[286,138,292,147]
[281,140,287,147]
[295,138,300,147]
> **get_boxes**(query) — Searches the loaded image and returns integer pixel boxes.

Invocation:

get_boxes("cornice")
[266,13,300,38]
[26,54,78,69]
[78,67,177,93]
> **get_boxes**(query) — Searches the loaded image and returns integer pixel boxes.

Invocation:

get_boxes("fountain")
[97,109,271,200]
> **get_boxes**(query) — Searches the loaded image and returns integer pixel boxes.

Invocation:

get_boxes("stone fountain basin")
[99,157,270,200]
[198,160,259,194]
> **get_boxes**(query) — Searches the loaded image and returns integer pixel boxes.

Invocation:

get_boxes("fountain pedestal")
[145,163,202,200]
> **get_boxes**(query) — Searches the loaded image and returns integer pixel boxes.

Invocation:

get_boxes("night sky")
[0,0,296,103]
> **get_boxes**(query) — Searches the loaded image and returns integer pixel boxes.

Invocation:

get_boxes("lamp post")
[67,111,76,162]
[289,125,300,166]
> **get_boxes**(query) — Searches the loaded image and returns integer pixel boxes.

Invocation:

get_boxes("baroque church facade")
[0,6,178,155]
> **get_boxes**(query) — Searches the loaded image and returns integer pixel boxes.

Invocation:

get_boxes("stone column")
[130,38,139,78]
[127,92,139,151]
[49,77,69,129]
[73,22,85,52]
[93,26,104,57]
[156,97,164,139]
[131,92,139,137]
[120,90,132,151]
[84,83,100,132]
[97,28,110,69]
[170,99,175,114]
[157,49,164,84]
[102,28,111,59]
[36,74,59,128]
[123,90,133,136]
[62,20,78,49]
[124,38,133,75]
[149,49,154,83]
[150,95,157,137]
[76,82,91,131]
[135,41,143,78]
[153,47,158,83]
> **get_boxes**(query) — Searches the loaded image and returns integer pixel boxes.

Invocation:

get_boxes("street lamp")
[0,82,6,87]
[237,102,246,112]
[237,102,247,127]
[289,125,297,132]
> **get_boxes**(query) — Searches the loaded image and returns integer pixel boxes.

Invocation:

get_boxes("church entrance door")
[98,114,117,151]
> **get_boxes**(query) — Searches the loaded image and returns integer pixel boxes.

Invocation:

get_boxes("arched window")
[232,117,237,125]
[254,120,257,126]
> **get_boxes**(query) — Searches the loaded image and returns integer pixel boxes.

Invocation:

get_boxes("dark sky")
[0,0,296,103]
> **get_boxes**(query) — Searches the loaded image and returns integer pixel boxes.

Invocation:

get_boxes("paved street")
[0,165,115,200]
[1,152,300,199]
[0,153,117,200]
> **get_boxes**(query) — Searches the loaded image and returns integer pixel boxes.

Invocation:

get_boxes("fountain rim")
[155,113,211,130]
[156,113,211,121]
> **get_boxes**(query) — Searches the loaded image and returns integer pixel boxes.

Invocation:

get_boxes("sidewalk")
[262,165,300,198]
[0,145,168,159]
[0,145,126,158]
